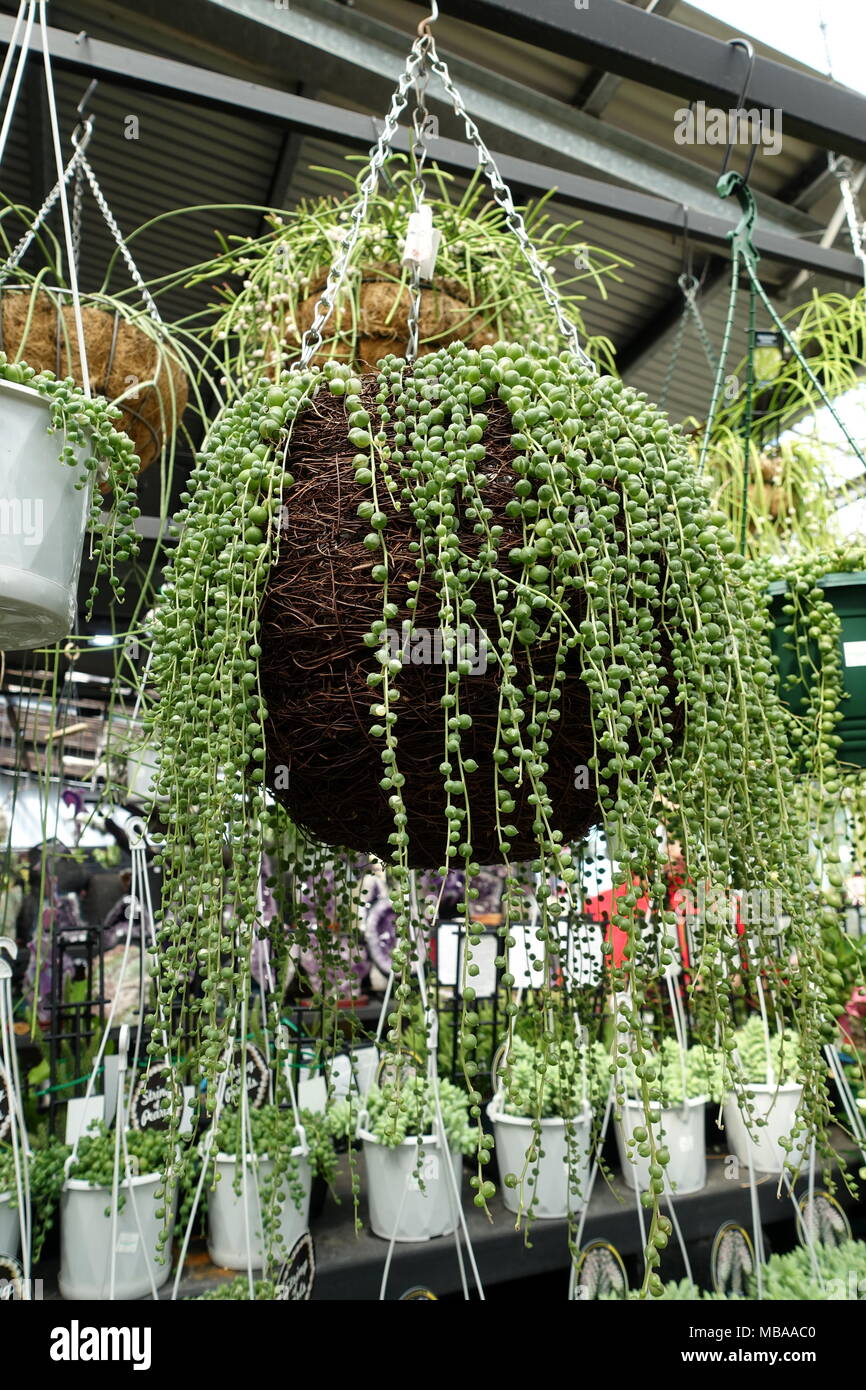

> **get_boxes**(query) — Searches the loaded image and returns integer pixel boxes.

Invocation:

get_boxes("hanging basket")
[292,262,497,371]
[359,1128,462,1242]
[206,1150,312,1270]
[768,572,866,768]
[260,354,681,867]
[58,1171,171,1300]
[722,1083,805,1176]
[0,1190,20,1261]
[1,289,188,471]
[615,1095,707,1195]
[0,377,91,649]
[264,383,591,865]
[487,1099,592,1219]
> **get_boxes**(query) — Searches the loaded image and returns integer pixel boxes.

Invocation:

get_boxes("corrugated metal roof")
[0,0,858,429]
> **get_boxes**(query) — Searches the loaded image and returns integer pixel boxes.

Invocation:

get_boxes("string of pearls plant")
[149,335,840,1295]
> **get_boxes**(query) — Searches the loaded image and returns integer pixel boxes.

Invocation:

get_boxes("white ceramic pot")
[615,1096,707,1194]
[59,1172,170,1300]
[360,1130,462,1242]
[0,1190,20,1261]
[723,1083,805,1175]
[488,1100,592,1219]
[0,378,91,649]
[207,1150,312,1270]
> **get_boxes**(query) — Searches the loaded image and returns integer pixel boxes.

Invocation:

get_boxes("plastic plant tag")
[103,1055,119,1126]
[401,205,441,279]
[327,1053,353,1100]
[65,1095,105,1147]
[843,640,866,667]
[298,1074,328,1114]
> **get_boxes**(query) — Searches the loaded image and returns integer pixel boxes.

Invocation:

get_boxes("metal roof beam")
[1,16,861,282]
[575,0,679,118]
[201,0,818,240]
[437,0,866,163]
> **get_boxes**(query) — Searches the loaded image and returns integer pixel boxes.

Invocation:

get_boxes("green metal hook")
[717,170,760,269]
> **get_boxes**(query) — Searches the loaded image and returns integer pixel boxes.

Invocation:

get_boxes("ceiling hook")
[417,0,439,38]
[71,113,94,152]
[719,38,757,181]
[76,77,98,116]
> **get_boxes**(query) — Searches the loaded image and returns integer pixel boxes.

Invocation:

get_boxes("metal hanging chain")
[682,276,719,377]
[0,119,162,326]
[299,17,593,371]
[71,151,85,278]
[405,46,433,362]
[298,37,429,369]
[424,35,593,371]
[659,273,718,413]
[73,131,162,325]
[658,300,688,413]
[0,0,37,172]
[830,155,866,287]
[0,146,83,289]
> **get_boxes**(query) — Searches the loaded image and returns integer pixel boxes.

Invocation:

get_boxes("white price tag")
[298,1075,328,1114]
[115,1232,139,1255]
[401,205,441,279]
[406,1153,439,1189]
[65,1095,105,1148]
[678,1133,695,1153]
[843,640,866,668]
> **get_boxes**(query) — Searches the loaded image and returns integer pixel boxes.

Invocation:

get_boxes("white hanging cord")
[663,963,690,1106]
[0,1,36,171]
[170,1030,235,1300]
[824,1042,866,1165]
[568,1085,613,1297]
[407,871,479,1300]
[0,958,31,1295]
[0,146,83,291]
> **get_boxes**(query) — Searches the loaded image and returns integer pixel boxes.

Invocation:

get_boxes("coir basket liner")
[259,368,677,868]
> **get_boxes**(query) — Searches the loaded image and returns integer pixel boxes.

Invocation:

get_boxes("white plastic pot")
[615,1096,707,1195]
[207,1150,312,1270]
[360,1130,462,1242]
[0,379,91,650]
[0,1191,20,1261]
[723,1083,805,1175]
[488,1100,592,1219]
[58,1172,170,1300]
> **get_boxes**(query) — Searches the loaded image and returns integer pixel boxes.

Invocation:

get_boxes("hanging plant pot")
[58,1171,170,1300]
[207,1150,312,1270]
[0,1190,20,1261]
[0,378,91,649]
[768,572,866,768]
[722,1083,805,1175]
[359,1128,462,1242]
[293,263,496,373]
[487,1098,592,1219]
[259,353,682,866]
[614,1096,707,1195]
[1,290,188,472]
